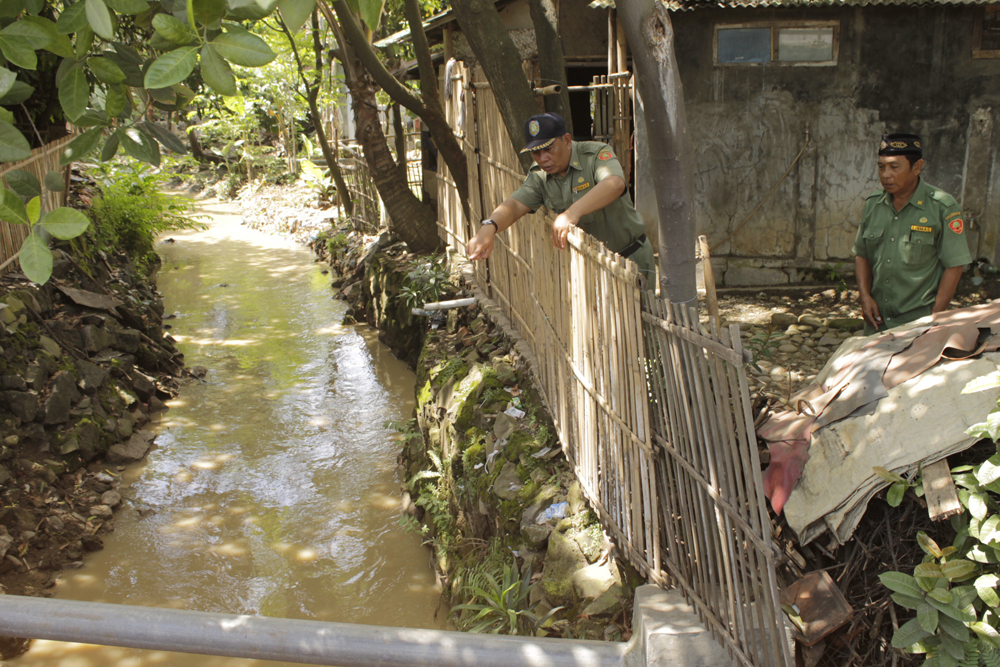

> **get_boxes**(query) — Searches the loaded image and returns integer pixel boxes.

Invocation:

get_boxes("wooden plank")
[923,459,963,521]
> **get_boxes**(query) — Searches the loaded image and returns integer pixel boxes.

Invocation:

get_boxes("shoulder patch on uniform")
[931,189,958,206]
[949,218,964,234]
[946,211,962,220]
[598,149,615,161]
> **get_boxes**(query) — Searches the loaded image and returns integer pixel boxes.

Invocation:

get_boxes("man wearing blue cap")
[466,112,655,278]
[853,133,972,335]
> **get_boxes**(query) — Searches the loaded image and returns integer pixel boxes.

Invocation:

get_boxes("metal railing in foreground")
[0,595,626,667]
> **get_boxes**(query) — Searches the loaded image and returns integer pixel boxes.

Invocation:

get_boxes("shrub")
[87,163,204,275]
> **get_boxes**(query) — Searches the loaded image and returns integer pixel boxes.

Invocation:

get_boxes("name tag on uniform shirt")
[573,182,591,192]
[911,225,932,233]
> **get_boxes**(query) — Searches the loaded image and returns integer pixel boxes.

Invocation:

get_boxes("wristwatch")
[481,219,498,233]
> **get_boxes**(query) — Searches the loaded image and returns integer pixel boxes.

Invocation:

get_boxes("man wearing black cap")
[466,112,655,278]
[853,133,971,335]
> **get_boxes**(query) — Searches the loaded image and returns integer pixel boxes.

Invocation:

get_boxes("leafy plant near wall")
[880,372,1000,666]
[87,160,204,274]
[398,253,456,310]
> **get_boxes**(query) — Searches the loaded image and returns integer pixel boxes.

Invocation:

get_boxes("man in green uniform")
[466,112,655,279]
[853,133,971,335]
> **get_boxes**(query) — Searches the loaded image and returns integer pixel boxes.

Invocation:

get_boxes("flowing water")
[13,199,444,667]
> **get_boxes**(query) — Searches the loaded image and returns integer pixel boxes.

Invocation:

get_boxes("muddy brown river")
[13,199,444,666]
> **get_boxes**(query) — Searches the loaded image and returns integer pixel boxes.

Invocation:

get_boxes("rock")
[0,465,9,484]
[43,371,82,425]
[818,335,842,347]
[492,360,517,386]
[117,410,136,438]
[75,360,108,393]
[2,435,14,446]
[2,391,38,422]
[90,505,113,519]
[148,395,169,413]
[101,491,121,507]
[567,482,585,516]
[777,344,798,354]
[803,339,817,348]
[736,321,753,331]
[80,324,115,352]
[798,314,825,328]
[1,375,25,391]
[24,364,48,390]
[493,413,516,441]
[116,329,141,353]
[522,523,553,550]
[828,318,865,331]
[572,562,620,600]
[492,462,523,500]
[38,335,61,358]
[94,472,115,484]
[189,366,208,378]
[540,525,591,606]
[0,533,11,558]
[770,313,798,328]
[107,430,155,464]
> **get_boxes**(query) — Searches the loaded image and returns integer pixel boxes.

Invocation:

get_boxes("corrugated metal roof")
[373,10,454,48]
[592,0,992,9]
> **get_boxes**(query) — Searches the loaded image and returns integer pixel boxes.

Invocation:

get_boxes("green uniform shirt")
[852,179,971,330]
[510,141,654,276]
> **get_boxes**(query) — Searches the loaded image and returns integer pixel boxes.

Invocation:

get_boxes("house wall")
[662,5,1000,285]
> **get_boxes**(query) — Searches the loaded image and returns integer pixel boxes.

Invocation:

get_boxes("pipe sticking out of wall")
[412,297,477,316]
[533,84,563,96]
[0,595,626,667]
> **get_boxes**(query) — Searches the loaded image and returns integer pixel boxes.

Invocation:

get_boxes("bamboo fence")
[437,63,791,667]
[338,149,382,234]
[0,135,73,276]
[590,72,632,183]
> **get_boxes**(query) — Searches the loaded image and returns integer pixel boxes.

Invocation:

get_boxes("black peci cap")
[521,113,568,153]
[878,133,922,158]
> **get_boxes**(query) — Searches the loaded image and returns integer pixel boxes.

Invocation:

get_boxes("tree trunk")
[187,129,224,164]
[349,62,441,253]
[616,1,696,303]
[526,0,572,135]
[450,0,538,171]
[392,102,408,184]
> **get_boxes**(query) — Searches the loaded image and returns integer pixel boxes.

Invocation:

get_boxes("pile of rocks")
[0,248,183,646]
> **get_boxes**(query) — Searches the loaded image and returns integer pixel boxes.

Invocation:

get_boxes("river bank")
[0,244,184,658]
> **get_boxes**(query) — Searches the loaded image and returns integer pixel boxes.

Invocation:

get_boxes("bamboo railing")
[437,63,791,667]
[0,135,73,276]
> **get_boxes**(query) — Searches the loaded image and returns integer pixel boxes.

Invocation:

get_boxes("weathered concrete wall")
[643,5,1000,285]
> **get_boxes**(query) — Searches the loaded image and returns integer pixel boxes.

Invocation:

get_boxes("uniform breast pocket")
[901,234,937,266]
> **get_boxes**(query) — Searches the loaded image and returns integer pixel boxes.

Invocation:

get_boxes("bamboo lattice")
[0,135,73,276]
[436,64,791,667]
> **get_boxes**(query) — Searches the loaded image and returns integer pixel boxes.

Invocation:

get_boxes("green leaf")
[941,559,977,581]
[0,34,37,70]
[59,127,104,166]
[927,595,976,623]
[972,493,991,521]
[73,109,109,128]
[23,0,43,13]
[152,13,197,45]
[19,233,52,285]
[278,0,315,34]
[357,0,383,32]
[146,86,176,104]
[1,20,50,50]
[983,515,1000,543]
[43,171,65,193]
[979,454,1000,485]
[938,613,971,642]
[100,130,119,161]
[140,122,187,154]
[928,587,954,604]
[0,187,28,224]
[973,621,1000,649]
[211,26,275,67]
[964,371,1000,393]
[887,481,906,507]
[892,617,932,649]
[38,207,89,239]
[87,56,125,83]
[978,574,1000,607]
[0,108,12,124]
[119,125,160,166]
[967,410,1000,441]
[199,43,236,96]
[25,197,39,225]
[874,465,907,484]
[105,0,148,14]
[917,602,939,633]
[59,66,90,121]
[0,120,30,163]
[105,82,126,118]
[0,80,34,105]
[85,0,116,41]
[881,571,925,598]
[21,16,74,58]
[915,562,944,579]
[144,45,198,88]
[193,0,226,23]
[57,2,89,34]
[4,169,41,199]
[0,66,15,98]
[227,0,280,19]
[75,25,94,59]
[890,592,925,609]
[918,532,944,558]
